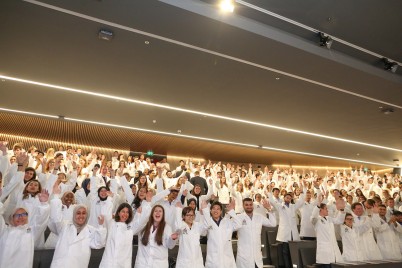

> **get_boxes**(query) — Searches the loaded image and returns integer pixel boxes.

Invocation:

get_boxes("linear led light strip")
[0,107,397,168]
[22,0,402,110]
[2,75,402,153]
[0,132,129,154]
[236,0,402,66]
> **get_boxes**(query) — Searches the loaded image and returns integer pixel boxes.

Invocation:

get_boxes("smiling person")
[100,201,152,268]
[0,190,50,267]
[202,199,241,268]
[174,202,208,268]
[135,205,178,268]
[49,204,107,268]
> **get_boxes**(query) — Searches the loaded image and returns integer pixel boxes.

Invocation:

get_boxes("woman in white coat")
[311,195,346,267]
[0,191,50,268]
[201,199,241,268]
[135,205,178,268]
[100,201,152,268]
[175,203,208,268]
[341,213,367,262]
[49,204,107,268]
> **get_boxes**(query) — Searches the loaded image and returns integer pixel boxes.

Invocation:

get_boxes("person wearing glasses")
[341,213,367,262]
[0,190,50,267]
[174,203,208,268]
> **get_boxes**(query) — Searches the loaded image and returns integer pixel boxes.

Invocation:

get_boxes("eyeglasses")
[13,212,28,219]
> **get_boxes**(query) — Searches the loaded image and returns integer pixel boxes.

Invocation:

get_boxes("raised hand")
[226,198,236,211]
[372,204,379,214]
[53,182,61,195]
[0,141,8,155]
[171,232,179,240]
[71,161,77,170]
[262,199,272,211]
[175,201,183,208]
[16,152,29,166]
[335,198,346,211]
[39,189,50,202]
[200,200,208,210]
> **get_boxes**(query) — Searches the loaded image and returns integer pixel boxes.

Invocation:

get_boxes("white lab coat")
[134,224,176,268]
[49,220,106,268]
[45,200,76,248]
[341,224,365,262]
[0,201,50,268]
[235,211,276,268]
[311,207,345,264]
[373,215,402,260]
[353,215,383,260]
[99,203,151,268]
[394,222,402,254]
[202,207,241,268]
[299,201,317,238]
[88,176,114,228]
[175,207,207,268]
[268,192,305,242]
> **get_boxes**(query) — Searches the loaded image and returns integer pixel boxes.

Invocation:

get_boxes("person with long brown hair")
[134,205,178,268]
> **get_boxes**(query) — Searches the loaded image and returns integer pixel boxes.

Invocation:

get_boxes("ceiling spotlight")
[382,58,398,73]
[219,0,235,13]
[177,129,182,133]
[380,107,395,115]
[98,29,114,41]
[152,120,156,124]
[318,32,333,49]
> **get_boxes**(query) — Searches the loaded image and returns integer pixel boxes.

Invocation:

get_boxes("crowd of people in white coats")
[0,141,402,268]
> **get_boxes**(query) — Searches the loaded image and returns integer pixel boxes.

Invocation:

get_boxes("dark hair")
[114,203,133,224]
[272,187,280,192]
[378,204,386,209]
[181,207,195,219]
[243,197,253,203]
[25,167,37,181]
[187,198,196,207]
[132,186,147,209]
[319,203,327,210]
[97,186,109,201]
[366,199,375,207]
[210,201,223,211]
[81,178,91,196]
[22,179,42,199]
[351,202,363,210]
[141,205,166,246]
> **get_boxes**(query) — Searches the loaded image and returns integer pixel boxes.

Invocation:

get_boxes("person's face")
[27,181,39,194]
[138,188,147,199]
[14,148,22,156]
[149,171,156,178]
[99,188,108,199]
[167,171,172,178]
[183,210,195,225]
[10,156,16,164]
[353,205,364,216]
[396,215,402,223]
[169,190,179,200]
[347,196,353,204]
[62,193,74,206]
[306,191,312,201]
[378,206,387,217]
[344,215,354,227]
[364,202,373,209]
[58,173,67,183]
[320,206,329,217]
[153,207,164,223]
[205,170,210,176]
[188,201,196,210]
[101,166,108,175]
[118,207,130,222]
[194,186,201,194]
[273,189,280,198]
[79,158,86,166]
[284,195,292,204]
[387,199,394,208]
[13,208,28,226]
[75,207,87,225]
[24,170,35,181]
[383,191,390,198]
[119,161,125,167]
[131,185,137,194]
[211,204,222,220]
[56,154,64,161]
[139,176,146,184]
[243,201,253,214]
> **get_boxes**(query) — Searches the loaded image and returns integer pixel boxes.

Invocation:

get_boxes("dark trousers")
[282,242,292,268]
[301,236,316,241]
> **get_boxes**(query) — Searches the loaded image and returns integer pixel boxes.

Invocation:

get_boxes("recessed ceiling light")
[145,41,150,45]
[356,153,360,156]
[177,129,182,133]
[219,0,235,13]
[275,77,280,80]
[1,79,5,82]
[152,120,156,123]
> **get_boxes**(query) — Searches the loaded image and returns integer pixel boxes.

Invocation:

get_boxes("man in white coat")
[311,194,346,267]
[268,182,306,268]
[234,197,277,268]
[299,190,317,240]
[351,202,383,260]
